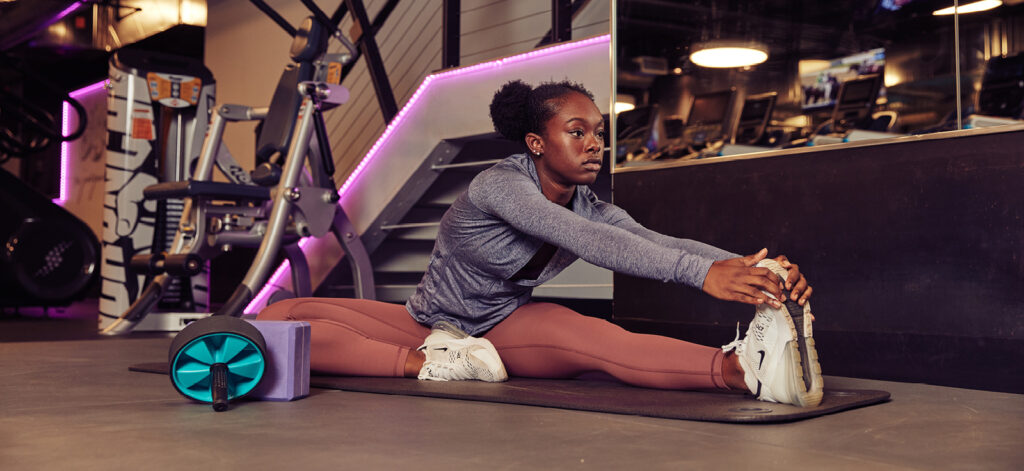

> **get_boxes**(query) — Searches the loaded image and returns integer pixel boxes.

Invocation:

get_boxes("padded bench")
[144,180,271,201]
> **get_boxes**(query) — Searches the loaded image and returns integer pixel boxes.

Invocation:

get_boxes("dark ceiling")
[2,1,1023,93]
[0,0,204,92]
[0,0,79,52]
[617,0,1024,70]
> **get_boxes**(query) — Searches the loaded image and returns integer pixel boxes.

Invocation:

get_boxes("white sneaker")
[722,259,823,407]
[417,321,508,382]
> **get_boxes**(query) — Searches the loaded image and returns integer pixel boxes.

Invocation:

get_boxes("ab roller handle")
[210,363,230,412]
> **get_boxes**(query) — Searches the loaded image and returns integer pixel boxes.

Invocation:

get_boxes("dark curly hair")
[489,80,595,144]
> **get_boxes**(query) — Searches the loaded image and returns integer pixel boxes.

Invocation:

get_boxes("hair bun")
[489,80,532,142]
[488,79,596,146]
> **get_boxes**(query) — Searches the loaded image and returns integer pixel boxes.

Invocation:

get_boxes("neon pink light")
[52,1,86,24]
[70,80,109,98]
[55,80,107,205]
[245,34,611,313]
[56,101,70,205]
[337,34,611,198]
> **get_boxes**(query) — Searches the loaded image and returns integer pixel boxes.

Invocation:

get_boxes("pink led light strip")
[56,80,108,205]
[53,1,86,23]
[246,34,612,313]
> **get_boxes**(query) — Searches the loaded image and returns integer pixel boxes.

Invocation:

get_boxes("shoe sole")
[781,300,824,407]
[755,259,823,407]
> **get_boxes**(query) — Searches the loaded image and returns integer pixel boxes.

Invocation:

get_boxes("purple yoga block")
[246,320,311,401]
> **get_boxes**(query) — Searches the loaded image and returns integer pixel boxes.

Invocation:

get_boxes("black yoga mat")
[131,362,889,423]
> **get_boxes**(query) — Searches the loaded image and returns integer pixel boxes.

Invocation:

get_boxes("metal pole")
[345,0,399,123]
[552,0,572,43]
[443,0,461,68]
[248,0,296,36]
[954,1,962,130]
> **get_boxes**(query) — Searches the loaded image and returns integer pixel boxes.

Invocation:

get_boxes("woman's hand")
[702,248,785,308]
[772,255,813,306]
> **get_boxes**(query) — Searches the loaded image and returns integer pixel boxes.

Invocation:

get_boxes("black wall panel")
[612,129,1024,393]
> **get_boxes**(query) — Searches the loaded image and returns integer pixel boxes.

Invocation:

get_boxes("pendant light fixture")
[933,0,1002,16]
[689,39,769,68]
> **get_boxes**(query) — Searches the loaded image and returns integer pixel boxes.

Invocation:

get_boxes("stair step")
[418,171,473,207]
[371,239,434,273]
[318,134,613,304]
[380,207,444,240]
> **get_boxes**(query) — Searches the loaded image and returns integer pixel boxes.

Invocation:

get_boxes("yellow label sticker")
[327,62,342,84]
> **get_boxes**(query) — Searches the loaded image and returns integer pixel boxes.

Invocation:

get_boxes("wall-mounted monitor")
[801,48,885,111]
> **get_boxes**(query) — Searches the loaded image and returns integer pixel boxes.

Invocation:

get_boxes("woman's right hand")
[701,248,784,308]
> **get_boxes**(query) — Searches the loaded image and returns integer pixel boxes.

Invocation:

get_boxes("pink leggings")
[257,298,728,390]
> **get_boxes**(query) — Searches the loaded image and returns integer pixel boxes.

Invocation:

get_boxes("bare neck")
[532,155,575,205]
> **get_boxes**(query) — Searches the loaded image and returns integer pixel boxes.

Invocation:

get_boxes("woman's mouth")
[583,159,602,172]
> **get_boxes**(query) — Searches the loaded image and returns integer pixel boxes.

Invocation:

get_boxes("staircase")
[317,132,613,307]
[268,33,613,315]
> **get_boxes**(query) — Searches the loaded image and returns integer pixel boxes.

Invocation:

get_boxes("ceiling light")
[689,40,769,68]
[933,0,1002,15]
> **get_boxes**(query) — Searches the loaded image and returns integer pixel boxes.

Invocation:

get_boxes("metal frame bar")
[332,208,376,300]
[283,243,312,297]
[299,0,358,57]
[430,159,501,171]
[234,98,319,299]
[358,138,467,254]
[552,0,572,43]
[443,0,461,68]
[344,0,399,123]
[331,1,400,99]
[537,0,588,46]
[248,0,297,36]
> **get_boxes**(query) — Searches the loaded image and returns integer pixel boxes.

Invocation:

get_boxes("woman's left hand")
[774,255,812,306]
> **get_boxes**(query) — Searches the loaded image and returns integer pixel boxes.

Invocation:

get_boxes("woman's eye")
[596,130,606,139]
[570,130,584,137]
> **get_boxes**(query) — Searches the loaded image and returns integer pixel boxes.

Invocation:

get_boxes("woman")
[259,80,823,407]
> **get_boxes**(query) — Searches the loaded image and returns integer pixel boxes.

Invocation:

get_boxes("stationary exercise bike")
[101,12,375,337]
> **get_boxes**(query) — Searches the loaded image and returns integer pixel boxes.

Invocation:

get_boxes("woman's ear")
[524,132,544,156]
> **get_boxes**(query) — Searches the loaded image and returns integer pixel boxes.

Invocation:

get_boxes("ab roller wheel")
[169,316,267,412]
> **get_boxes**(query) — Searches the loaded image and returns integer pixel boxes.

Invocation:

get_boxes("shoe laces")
[721,322,745,354]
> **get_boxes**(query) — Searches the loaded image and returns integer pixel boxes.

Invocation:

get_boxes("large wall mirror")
[613,0,1024,168]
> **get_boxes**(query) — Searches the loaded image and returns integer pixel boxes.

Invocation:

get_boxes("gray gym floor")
[2,332,1022,470]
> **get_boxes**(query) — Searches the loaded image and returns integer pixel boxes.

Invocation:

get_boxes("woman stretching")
[259,80,824,407]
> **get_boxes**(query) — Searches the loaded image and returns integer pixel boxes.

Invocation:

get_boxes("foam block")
[247,320,310,401]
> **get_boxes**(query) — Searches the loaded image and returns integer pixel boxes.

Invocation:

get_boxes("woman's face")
[532,91,606,186]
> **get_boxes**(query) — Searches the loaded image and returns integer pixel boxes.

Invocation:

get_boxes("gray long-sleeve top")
[405,153,738,335]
